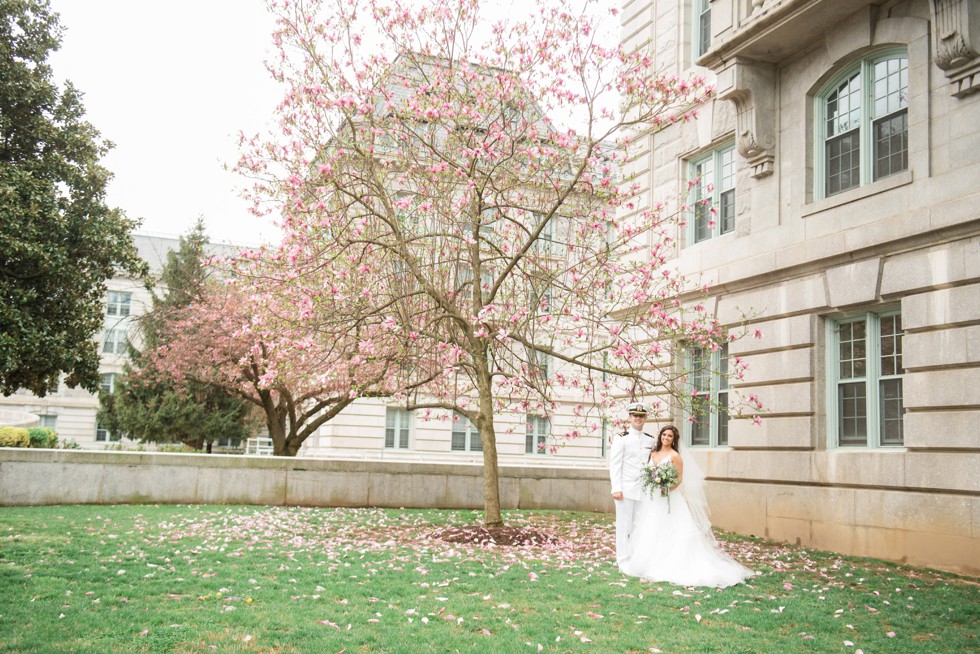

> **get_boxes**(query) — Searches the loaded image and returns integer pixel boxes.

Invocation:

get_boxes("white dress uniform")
[608,425,655,571]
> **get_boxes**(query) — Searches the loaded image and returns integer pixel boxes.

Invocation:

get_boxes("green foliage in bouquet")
[641,460,680,510]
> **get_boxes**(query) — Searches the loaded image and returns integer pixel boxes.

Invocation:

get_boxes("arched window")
[817,50,908,198]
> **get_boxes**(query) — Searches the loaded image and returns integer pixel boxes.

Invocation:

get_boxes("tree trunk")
[475,366,503,527]
[257,391,293,456]
[266,413,289,456]
[281,434,302,457]
[478,419,503,526]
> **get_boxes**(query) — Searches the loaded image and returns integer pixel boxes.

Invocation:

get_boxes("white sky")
[45,0,604,248]
[48,0,282,246]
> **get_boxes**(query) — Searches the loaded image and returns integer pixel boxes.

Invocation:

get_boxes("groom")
[608,402,655,572]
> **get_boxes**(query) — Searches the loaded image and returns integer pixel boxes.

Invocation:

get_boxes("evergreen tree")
[98,220,255,451]
[1,0,148,396]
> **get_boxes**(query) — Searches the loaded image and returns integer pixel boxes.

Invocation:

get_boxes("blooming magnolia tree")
[237,0,753,524]
[144,270,425,456]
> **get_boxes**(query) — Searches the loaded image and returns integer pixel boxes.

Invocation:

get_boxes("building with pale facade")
[0,234,254,449]
[0,235,172,447]
[620,0,978,573]
[0,231,610,463]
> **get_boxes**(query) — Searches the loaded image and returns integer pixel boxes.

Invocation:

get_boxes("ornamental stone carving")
[718,58,777,178]
[931,0,980,97]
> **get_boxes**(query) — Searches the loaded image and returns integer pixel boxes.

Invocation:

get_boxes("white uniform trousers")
[614,496,641,571]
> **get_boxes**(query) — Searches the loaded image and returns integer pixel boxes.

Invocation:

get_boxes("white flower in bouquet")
[640,461,680,511]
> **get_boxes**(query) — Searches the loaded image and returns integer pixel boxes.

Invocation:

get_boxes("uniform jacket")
[609,428,655,500]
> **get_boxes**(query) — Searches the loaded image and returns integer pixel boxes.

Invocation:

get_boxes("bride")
[622,425,755,588]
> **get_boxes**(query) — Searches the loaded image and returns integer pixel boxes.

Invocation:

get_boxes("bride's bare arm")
[672,453,684,490]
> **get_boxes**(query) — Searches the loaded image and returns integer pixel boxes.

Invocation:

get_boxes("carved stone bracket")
[719,59,777,179]
[931,0,980,97]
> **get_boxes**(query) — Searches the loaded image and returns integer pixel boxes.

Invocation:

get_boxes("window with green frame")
[827,310,904,447]
[693,0,711,60]
[688,343,729,447]
[689,144,735,244]
[817,49,908,198]
[526,415,551,454]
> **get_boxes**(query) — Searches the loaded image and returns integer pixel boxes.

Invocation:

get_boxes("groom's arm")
[609,436,625,498]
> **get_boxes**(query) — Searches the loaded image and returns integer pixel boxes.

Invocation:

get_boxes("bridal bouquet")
[641,461,679,512]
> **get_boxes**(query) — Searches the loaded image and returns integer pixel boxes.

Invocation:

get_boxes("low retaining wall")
[3,449,976,575]
[0,449,614,513]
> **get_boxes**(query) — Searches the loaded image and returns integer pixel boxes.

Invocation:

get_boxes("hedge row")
[0,426,59,448]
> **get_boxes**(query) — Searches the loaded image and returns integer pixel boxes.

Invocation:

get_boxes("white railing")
[244,437,274,456]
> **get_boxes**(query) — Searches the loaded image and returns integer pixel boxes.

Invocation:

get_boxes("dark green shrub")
[0,426,30,448]
[28,427,59,448]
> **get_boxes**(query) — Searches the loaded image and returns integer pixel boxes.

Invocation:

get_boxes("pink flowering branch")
[234,0,757,520]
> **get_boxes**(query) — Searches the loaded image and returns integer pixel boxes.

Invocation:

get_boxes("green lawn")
[0,505,975,653]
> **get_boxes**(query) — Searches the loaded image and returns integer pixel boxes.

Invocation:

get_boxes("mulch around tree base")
[434,525,560,547]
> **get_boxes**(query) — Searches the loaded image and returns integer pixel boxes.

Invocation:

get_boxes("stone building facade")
[0,235,171,447]
[621,0,978,573]
[0,232,610,464]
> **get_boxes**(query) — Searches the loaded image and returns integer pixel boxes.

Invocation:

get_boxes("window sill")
[684,231,735,250]
[828,446,909,453]
[802,170,913,219]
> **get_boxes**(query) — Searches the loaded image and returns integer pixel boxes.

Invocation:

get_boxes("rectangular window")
[687,344,729,447]
[95,423,120,442]
[39,415,57,429]
[526,415,551,454]
[690,347,711,446]
[532,211,557,255]
[533,351,551,381]
[451,412,482,452]
[532,286,552,313]
[100,373,117,394]
[690,144,735,244]
[385,407,412,449]
[102,327,128,355]
[718,347,729,446]
[829,310,904,447]
[105,291,132,317]
[872,57,909,180]
[694,0,711,59]
[103,291,133,355]
[873,110,907,180]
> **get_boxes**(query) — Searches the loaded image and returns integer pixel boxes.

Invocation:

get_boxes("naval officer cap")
[626,402,649,416]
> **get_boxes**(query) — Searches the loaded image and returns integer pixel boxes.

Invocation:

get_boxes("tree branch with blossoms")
[234,0,757,523]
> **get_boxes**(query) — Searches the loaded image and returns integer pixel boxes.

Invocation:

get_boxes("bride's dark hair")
[653,425,681,453]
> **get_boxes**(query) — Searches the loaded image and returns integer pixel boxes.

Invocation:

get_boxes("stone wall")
[0,449,613,514]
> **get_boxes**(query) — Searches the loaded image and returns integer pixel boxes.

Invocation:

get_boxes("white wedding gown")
[622,458,755,588]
